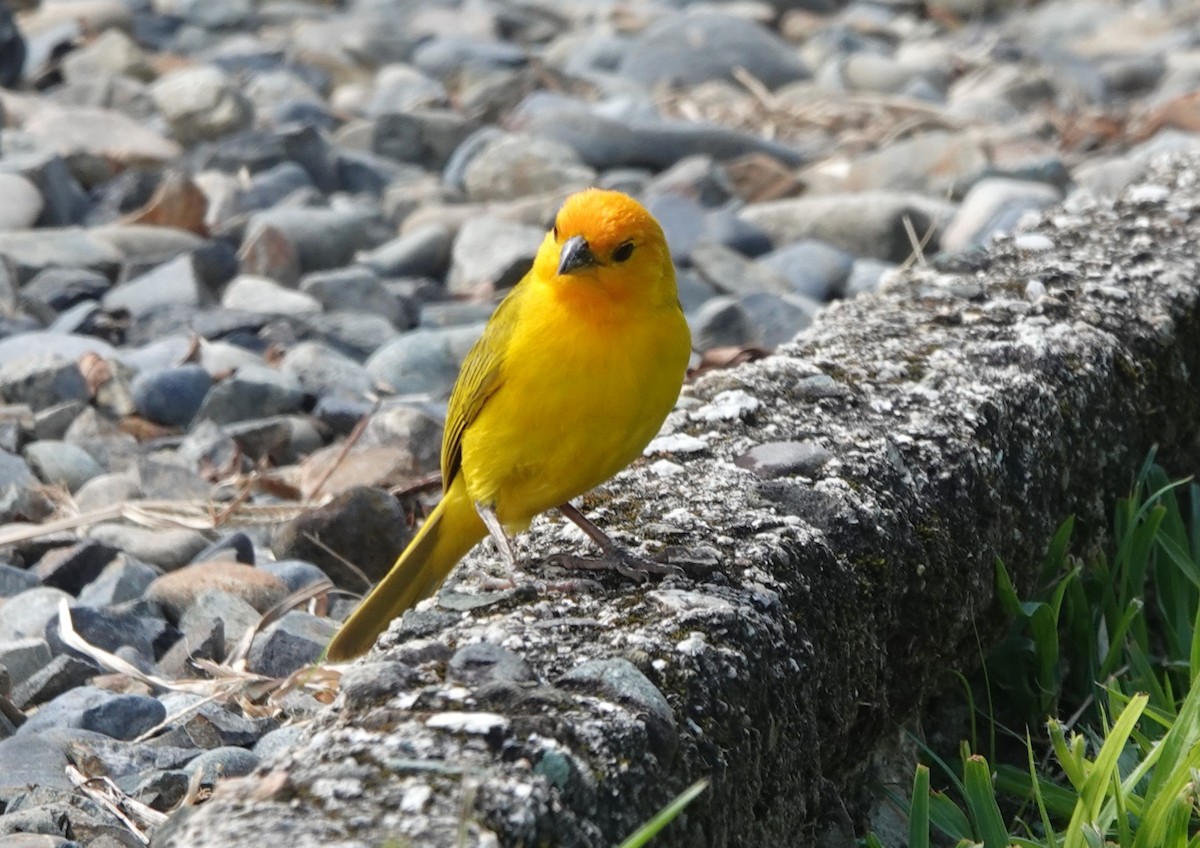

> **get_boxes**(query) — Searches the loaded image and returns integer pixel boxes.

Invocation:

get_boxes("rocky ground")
[0,0,1197,844]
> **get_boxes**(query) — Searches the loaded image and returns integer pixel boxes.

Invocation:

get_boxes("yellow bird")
[326,189,692,660]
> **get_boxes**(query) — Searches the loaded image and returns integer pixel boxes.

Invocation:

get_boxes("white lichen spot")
[647,459,685,477]
[426,711,509,735]
[693,389,761,422]
[645,432,708,455]
[1127,183,1169,204]
[650,589,737,614]
[676,632,708,656]
[1013,233,1054,253]
[400,784,432,813]
[441,686,472,702]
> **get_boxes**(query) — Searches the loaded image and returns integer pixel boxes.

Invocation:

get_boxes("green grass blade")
[962,753,1009,848]
[1025,734,1061,848]
[928,790,974,842]
[1063,694,1147,844]
[908,764,931,848]
[617,779,709,848]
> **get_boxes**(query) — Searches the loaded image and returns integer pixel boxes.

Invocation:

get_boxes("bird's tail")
[325,477,485,661]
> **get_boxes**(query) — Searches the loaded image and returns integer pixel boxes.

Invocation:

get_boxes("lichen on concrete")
[154,154,1200,847]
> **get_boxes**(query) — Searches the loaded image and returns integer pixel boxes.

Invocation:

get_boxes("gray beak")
[557,235,597,275]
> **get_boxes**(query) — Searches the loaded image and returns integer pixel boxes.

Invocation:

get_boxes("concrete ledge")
[155,155,1200,847]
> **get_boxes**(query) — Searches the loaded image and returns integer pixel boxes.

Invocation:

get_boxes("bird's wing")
[440,288,524,489]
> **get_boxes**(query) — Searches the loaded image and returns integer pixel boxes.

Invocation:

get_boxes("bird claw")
[547,549,683,582]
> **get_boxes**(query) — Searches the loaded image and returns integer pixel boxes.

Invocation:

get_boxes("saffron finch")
[326,189,692,660]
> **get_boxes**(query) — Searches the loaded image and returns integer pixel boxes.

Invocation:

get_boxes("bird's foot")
[547,547,682,583]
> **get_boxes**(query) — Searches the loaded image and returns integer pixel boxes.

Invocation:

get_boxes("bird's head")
[533,188,678,307]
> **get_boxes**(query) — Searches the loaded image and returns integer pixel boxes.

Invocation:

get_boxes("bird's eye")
[612,241,635,263]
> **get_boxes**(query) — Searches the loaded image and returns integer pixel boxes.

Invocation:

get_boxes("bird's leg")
[475,502,518,568]
[554,502,679,581]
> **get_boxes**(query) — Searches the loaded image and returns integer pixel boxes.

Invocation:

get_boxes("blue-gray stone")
[259,559,329,594]
[194,364,307,425]
[618,12,808,89]
[0,563,38,598]
[22,441,103,493]
[131,365,213,428]
[32,540,120,595]
[103,254,210,317]
[45,605,178,665]
[358,225,451,280]
[191,533,255,565]
[0,735,72,799]
[76,558,161,607]
[9,654,97,710]
[183,746,260,785]
[0,638,52,690]
[0,587,74,642]
[80,693,166,740]
[246,611,336,678]
[759,240,855,301]
[365,324,484,397]
[22,268,109,313]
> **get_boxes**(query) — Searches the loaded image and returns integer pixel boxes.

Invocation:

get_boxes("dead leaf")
[122,172,209,236]
[78,352,112,397]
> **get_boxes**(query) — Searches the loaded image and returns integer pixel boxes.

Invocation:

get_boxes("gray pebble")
[0,638,52,691]
[76,558,161,608]
[22,441,103,493]
[0,564,39,598]
[9,655,97,711]
[177,589,257,654]
[87,524,209,570]
[182,746,260,785]
[446,215,543,296]
[691,296,756,351]
[246,611,336,678]
[45,604,176,666]
[271,486,412,588]
[220,275,322,316]
[151,66,254,144]
[0,587,74,643]
[358,225,452,280]
[0,355,89,412]
[32,541,120,595]
[303,311,406,360]
[194,364,307,425]
[365,324,483,396]
[299,267,410,327]
[102,254,209,318]
[252,725,307,761]
[941,178,1062,253]
[0,734,73,798]
[618,11,808,89]
[130,365,213,428]
[463,133,594,202]
[741,192,955,264]
[759,239,857,301]
[738,292,820,349]
[0,174,43,231]
[259,560,329,594]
